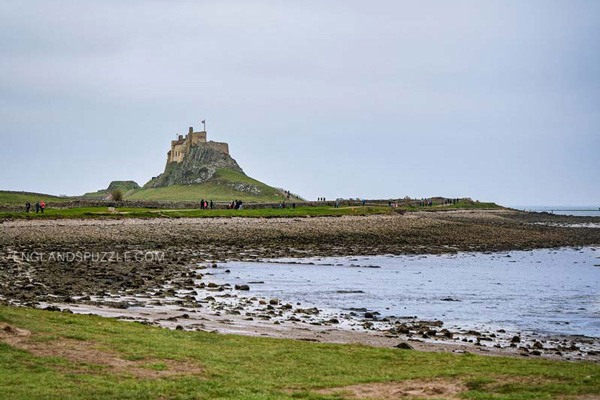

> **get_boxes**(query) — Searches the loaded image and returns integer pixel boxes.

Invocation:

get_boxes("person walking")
[40,200,46,213]
[25,201,31,213]
[209,200,213,210]
[35,201,40,214]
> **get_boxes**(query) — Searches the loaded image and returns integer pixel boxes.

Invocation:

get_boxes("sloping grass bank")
[129,170,297,203]
[0,306,598,400]
[0,190,73,206]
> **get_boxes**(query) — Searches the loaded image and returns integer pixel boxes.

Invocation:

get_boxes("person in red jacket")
[40,200,46,213]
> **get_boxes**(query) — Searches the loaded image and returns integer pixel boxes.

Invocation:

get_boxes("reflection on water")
[215,248,600,337]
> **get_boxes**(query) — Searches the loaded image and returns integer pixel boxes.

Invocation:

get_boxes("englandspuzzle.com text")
[8,251,165,263]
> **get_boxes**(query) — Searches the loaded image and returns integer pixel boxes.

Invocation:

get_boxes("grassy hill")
[126,169,299,202]
[0,190,72,206]
[82,181,140,200]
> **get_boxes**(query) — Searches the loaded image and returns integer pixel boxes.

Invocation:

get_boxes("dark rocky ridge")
[145,144,245,188]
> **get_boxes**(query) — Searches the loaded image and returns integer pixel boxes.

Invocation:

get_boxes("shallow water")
[215,248,600,337]
[513,205,600,217]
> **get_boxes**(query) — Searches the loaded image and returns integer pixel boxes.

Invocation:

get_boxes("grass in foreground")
[0,306,598,400]
[0,206,394,220]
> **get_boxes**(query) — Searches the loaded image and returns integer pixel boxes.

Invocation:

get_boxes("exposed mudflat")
[1,210,599,361]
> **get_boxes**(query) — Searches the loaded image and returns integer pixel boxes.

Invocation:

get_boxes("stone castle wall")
[167,128,228,163]
[204,141,229,154]
[187,131,207,148]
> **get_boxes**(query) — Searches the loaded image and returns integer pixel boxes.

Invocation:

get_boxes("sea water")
[215,248,600,337]
[513,205,600,217]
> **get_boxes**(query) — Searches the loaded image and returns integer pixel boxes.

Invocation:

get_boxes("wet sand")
[1,209,599,361]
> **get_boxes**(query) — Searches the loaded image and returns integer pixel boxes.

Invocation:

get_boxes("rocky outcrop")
[82,180,141,200]
[106,181,140,192]
[145,143,244,188]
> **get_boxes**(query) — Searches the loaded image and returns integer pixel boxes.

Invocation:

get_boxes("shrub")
[111,189,123,201]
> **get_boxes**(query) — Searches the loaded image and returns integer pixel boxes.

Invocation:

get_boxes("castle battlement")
[167,126,229,163]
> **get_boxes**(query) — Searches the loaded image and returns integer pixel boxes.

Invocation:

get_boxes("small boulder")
[395,342,414,350]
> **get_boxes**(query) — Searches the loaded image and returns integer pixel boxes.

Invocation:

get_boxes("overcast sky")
[1,1,598,205]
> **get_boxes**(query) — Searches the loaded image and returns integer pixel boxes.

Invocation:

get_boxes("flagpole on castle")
[202,119,206,132]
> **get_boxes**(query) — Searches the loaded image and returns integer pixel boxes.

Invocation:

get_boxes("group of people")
[317,197,326,201]
[276,201,296,209]
[25,201,46,214]
[228,200,243,210]
[198,199,245,209]
[199,199,213,209]
[443,198,461,205]
[415,198,461,207]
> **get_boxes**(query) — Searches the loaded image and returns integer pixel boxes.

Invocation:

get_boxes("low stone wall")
[1,199,366,212]
[0,197,469,212]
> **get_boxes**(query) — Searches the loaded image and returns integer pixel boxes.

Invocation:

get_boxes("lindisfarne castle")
[168,126,229,163]
[145,123,244,188]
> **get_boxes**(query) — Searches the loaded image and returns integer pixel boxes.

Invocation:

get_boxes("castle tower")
[186,127,193,153]
[167,124,227,164]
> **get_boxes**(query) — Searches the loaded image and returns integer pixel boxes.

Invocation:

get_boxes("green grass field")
[0,306,598,400]
[0,206,394,220]
[0,199,504,220]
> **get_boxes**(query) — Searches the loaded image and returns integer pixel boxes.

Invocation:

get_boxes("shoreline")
[30,257,600,363]
[1,210,599,362]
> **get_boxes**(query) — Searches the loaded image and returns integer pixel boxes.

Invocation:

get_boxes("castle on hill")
[167,126,229,163]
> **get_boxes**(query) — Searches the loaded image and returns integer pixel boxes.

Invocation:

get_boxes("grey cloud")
[0,1,598,205]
